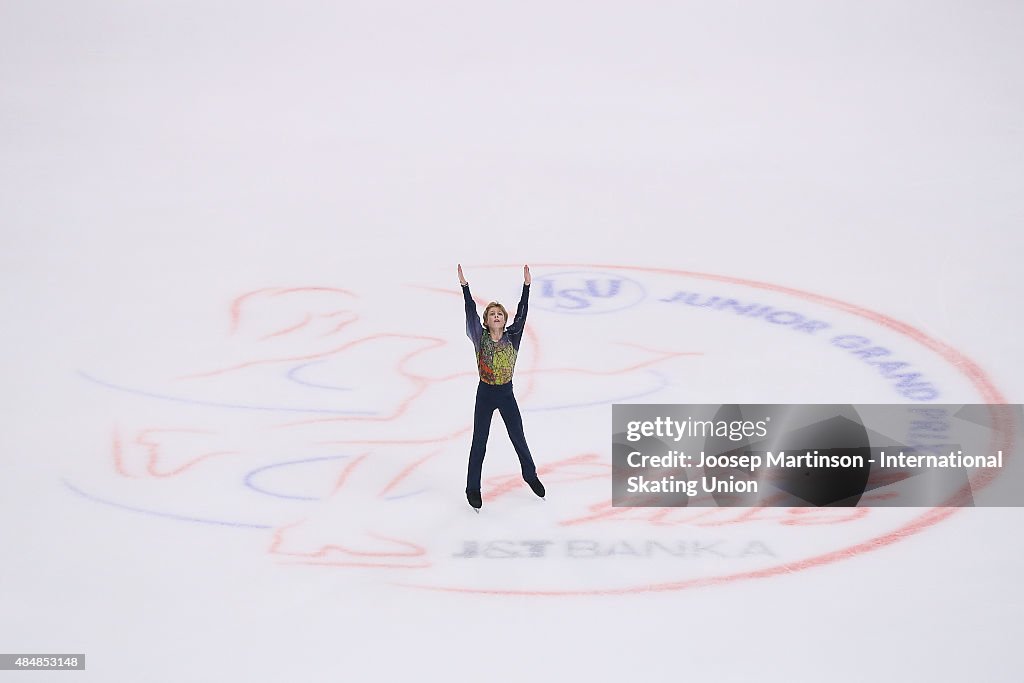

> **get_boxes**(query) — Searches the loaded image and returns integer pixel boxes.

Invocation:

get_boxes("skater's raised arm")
[460,264,479,341]
[506,265,531,341]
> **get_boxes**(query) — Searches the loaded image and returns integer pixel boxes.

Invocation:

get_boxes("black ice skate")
[466,490,482,512]
[526,477,546,499]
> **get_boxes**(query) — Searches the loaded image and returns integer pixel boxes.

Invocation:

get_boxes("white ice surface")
[2,2,1023,682]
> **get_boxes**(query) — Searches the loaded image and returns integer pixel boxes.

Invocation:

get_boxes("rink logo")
[536,271,645,314]
[452,539,774,559]
[75,264,1005,595]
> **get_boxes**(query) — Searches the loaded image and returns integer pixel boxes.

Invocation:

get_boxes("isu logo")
[535,270,646,314]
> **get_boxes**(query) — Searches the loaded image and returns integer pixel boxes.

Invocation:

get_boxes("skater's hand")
[524,264,531,285]
[458,264,467,286]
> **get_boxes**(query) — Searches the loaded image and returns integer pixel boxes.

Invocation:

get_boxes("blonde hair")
[482,302,508,328]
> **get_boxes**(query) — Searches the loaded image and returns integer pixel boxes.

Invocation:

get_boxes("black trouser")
[466,380,537,493]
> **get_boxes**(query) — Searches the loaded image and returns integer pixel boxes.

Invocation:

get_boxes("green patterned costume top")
[463,283,530,385]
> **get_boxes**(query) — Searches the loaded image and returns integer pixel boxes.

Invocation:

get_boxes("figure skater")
[458,264,545,511]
